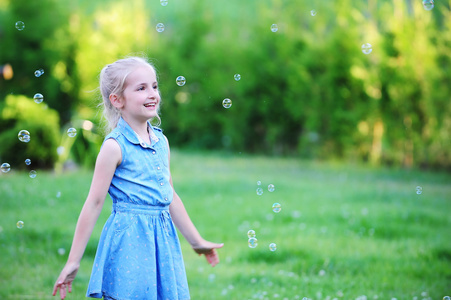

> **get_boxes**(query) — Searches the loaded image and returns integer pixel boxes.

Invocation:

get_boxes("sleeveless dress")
[86,117,190,300]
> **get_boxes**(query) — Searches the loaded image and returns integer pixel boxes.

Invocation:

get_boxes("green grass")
[0,150,450,300]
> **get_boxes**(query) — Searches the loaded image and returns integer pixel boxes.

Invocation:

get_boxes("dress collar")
[117,117,159,148]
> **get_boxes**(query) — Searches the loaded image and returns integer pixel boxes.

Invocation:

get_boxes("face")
[112,65,160,123]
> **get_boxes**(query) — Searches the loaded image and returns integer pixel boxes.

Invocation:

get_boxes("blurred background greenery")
[1,1,451,299]
[0,0,450,170]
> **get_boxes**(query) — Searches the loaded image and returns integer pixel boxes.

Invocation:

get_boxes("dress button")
[152,151,156,154]
[160,182,164,186]
[140,142,146,147]
[164,197,168,201]
[157,167,161,170]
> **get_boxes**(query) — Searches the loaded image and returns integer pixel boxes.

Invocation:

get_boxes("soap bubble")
[57,248,66,255]
[248,237,258,248]
[234,74,241,81]
[272,203,281,213]
[160,0,168,6]
[222,98,232,109]
[57,146,65,155]
[257,181,261,185]
[176,76,186,86]
[33,93,44,104]
[18,130,30,143]
[34,69,44,77]
[29,170,37,178]
[16,221,24,229]
[156,23,165,33]
[310,10,317,16]
[1,163,11,173]
[256,187,263,196]
[416,186,423,195]
[15,21,25,31]
[443,296,450,300]
[269,243,277,251]
[270,24,278,32]
[268,184,275,192]
[247,229,256,238]
[361,43,372,54]
[422,0,434,10]
[67,128,77,137]
[25,159,31,165]
[56,191,61,198]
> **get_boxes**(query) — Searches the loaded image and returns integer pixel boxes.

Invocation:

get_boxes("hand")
[52,262,80,299]
[192,240,224,267]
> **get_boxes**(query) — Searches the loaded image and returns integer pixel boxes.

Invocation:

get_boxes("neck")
[122,116,150,144]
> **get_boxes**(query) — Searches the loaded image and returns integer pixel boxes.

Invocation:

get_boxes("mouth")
[144,102,157,108]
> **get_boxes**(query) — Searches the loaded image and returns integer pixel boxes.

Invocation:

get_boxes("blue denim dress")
[86,118,190,300]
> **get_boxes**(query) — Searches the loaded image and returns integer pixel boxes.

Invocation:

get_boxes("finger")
[60,283,66,300]
[209,256,218,267]
[212,255,219,266]
[68,281,72,293]
[207,250,219,267]
[203,242,223,251]
[52,284,58,296]
[206,253,214,263]
[209,256,217,267]
[52,281,62,296]
[205,254,213,266]
[213,243,224,249]
[213,250,220,265]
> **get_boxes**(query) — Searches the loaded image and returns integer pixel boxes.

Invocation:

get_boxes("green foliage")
[148,0,451,168]
[53,121,103,173]
[0,95,60,169]
[1,0,451,169]
[0,151,450,299]
[0,0,79,125]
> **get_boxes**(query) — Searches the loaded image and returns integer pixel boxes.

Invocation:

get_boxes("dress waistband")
[112,202,169,215]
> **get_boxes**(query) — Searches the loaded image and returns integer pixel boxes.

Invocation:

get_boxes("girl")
[52,56,223,300]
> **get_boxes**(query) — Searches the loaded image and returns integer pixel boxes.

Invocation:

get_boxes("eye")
[137,86,145,91]
[153,84,158,90]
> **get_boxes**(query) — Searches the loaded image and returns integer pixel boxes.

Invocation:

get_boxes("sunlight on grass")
[0,150,450,299]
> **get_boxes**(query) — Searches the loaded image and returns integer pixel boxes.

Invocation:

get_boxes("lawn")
[0,150,450,300]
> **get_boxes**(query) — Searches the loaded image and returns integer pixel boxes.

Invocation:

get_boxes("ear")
[110,93,124,109]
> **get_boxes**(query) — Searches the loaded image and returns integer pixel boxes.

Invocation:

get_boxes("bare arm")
[166,138,223,267]
[53,138,121,299]
[169,189,203,247]
[170,189,223,267]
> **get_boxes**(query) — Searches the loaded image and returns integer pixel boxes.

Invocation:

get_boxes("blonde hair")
[99,56,161,133]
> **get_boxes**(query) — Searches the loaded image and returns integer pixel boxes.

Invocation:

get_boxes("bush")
[0,95,60,169]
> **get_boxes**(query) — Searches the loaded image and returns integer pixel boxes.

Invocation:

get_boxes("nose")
[148,90,158,100]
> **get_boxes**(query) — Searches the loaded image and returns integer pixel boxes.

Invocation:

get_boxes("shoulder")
[104,127,128,150]
[100,138,121,156]
[99,138,122,165]
[104,128,122,141]
[103,129,124,151]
